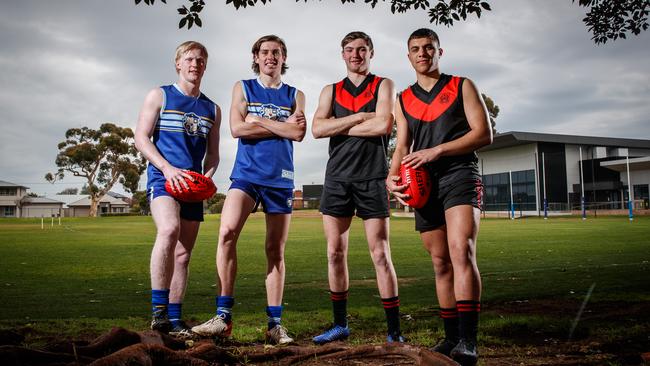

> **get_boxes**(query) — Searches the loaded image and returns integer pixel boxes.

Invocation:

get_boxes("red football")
[165,171,217,203]
[399,164,431,209]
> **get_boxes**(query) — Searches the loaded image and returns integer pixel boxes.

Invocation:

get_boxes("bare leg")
[216,189,256,296]
[264,213,291,306]
[421,226,456,308]
[169,219,201,303]
[322,215,352,293]
[150,196,181,291]
[445,205,481,301]
[363,217,398,298]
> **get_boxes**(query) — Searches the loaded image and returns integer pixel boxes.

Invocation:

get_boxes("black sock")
[382,296,401,336]
[439,307,459,342]
[330,290,349,327]
[457,300,480,343]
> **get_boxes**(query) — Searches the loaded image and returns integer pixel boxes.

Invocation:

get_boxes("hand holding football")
[399,164,431,209]
[165,171,216,202]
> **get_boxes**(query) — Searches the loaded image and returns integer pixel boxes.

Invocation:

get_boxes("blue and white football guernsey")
[146,83,217,190]
[230,78,297,189]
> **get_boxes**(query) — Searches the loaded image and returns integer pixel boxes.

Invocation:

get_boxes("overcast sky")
[2,0,649,196]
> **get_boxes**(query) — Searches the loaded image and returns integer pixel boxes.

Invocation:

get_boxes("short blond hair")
[174,41,208,72]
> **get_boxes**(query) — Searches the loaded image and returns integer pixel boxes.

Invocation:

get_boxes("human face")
[254,41,285,77]
[342,38,373,74]
[176,48,207,83]
[407,37,442,74]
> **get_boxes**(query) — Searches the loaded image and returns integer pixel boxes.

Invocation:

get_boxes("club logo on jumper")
[281,169,294,180]
[260,103,282,120]
[183,112,201,135]
[440,92,451,104]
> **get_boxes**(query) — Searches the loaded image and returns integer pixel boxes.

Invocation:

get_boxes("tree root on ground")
[0,327,459,365]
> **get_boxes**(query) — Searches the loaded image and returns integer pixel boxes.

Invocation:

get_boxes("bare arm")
[385,99,411,205]
[347,78,395,137]
[134,88,192,191]
[311,85,370,138]
[203,105,221,178]
[229,81,275,139]
[402,78,493,169]
[249,90,307,142]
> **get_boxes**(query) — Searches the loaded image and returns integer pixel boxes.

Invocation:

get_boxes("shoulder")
[144,87,164,105]
[376,76,394,89]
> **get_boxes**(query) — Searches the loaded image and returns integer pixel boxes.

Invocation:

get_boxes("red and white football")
[399,164,431,209]
[165,171,217,203]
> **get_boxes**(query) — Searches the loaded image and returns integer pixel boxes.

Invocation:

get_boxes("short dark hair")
[340,31,374,51]
[251,35,289,75]
[407,28,440,48]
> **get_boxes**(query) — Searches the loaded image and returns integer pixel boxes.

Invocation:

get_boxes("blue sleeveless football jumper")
[230,78,297,189]
[146,83,217,190]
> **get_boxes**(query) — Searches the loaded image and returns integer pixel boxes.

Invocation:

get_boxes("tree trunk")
[89,195,100,217]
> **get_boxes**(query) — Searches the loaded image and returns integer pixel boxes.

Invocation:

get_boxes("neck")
[416,69,442,91]
[346,70,370,87]
[176,79,201,97]
[258,73,282,88]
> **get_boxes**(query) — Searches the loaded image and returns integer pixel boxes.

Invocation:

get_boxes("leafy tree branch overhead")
[135,0,648,44]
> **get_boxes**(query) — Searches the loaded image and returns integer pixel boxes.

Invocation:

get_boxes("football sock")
[216,296,234,322]
[151,289,170,318]
[457,300,481,342]
[266,305,283,330]
[330,290,349,327]
[382,296,401,336]
[168,303,182,327]
[439,307,459,342]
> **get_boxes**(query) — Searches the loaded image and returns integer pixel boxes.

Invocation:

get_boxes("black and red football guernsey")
[325,74,390,182]
[399,73,478,174]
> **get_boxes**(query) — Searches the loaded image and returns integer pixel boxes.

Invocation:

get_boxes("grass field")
[0,213,649,362]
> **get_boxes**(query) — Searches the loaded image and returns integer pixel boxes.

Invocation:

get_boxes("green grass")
[0,213,649,347]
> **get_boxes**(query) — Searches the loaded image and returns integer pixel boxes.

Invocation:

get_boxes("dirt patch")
[0,328,457,365]
[1,300,648,365]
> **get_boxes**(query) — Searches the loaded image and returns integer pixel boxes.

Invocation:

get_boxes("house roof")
[0,180,29,189]
[479,131,650,152]
[67,195,129,207]
[21,196,64,205]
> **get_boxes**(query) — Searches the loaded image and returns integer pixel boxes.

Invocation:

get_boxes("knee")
[266,246,285,264]
[369,245,389,268]
[157,224,180,242]
[219,225,239,244]
[431,255,453,278]
[175,248,192,268]
[449,238,477,267]
[327,246,346,265]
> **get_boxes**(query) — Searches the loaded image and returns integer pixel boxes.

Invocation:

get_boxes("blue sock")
[168,303,182,327]
[266,305,283,330]
[216,296,234,322]
[151,289,170,318]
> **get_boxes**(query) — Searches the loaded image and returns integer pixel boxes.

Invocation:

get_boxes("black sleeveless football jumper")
[325,74,390,182]
[399,73,479,176]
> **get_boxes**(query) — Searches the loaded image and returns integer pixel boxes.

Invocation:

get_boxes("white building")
[477,131,650,215]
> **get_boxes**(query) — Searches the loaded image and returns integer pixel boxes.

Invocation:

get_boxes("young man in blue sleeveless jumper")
[192,35,306,345]
[310,31,403,344]
[135,41,221,340]
[386,29,492,366]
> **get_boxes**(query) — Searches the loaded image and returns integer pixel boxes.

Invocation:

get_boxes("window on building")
[3,206,15,216]
[512,170,537,211]
[633,184,649,200]
[482,170,537,211]
[0,188,17,196]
